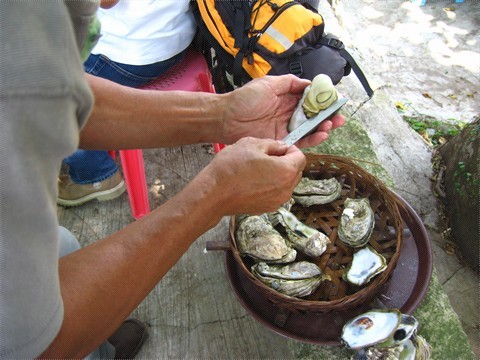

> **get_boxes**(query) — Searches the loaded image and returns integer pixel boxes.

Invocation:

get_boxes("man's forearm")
[41,170,224,358]
[79,74,226,150]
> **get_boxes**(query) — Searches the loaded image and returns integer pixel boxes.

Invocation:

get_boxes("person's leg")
[58,226,81,257]
[64,150,118,184]
[59,151,125,206]
[58,227,117,359]
[59,50,186,206]
[58,227,146,359]
[83,52,185,87]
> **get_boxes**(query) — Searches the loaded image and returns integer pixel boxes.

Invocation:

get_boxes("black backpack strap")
[232,0,251,86]
[319,36,374,97]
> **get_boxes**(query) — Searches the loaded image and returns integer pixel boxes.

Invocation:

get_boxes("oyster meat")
[303,74,339,118]
[338,198,375,247]
[235,214,297,263]
[288,74,339,132]
[344,246,387,286]
[292,177,342,206]
[270,207,330,257]
[251,261,329,298]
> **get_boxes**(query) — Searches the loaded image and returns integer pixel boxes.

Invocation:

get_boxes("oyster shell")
[235,214,297,263]
[338,198,375,247]
[410,334,432,360]
[270,207,330,257]
[253,261,322,280]
[341,310,426,359]
[376,314,419,348]
[362,334,431,360]
[344,246,387,286]
[251,261,328,298]
[292,177,342,206]
[341,309,401,350]
[287,74,339,132]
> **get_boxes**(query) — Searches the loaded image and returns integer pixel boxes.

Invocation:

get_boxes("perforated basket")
[229,154,403,313]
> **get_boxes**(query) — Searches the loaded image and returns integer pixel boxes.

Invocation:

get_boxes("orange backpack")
[192,0,373,96]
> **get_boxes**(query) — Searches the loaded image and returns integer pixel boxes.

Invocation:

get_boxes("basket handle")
[205,240,231,251]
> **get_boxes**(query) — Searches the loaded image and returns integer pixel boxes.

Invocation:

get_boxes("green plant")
[453,161,479,199]
[402,115,465,148]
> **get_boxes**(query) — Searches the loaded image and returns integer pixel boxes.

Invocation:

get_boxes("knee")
[58,226,81,258]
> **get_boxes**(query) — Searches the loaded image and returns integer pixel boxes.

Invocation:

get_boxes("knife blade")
[282,98,348,146]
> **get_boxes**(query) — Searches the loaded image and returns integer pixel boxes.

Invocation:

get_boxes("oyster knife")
[282,98,348,146]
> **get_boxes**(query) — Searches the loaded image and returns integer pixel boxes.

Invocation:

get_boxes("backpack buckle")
[327,37,344,50]
[289,61,303,76]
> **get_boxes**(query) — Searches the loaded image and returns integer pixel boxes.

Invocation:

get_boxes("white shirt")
[92,0,196,65]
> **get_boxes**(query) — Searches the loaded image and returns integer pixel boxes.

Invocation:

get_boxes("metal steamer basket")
[228,154,403,313]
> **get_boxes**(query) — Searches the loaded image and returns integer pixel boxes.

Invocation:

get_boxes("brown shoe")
[57,171,126,206]
[108,318,149,359]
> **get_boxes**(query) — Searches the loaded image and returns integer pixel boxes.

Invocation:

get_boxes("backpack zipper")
[250,0,298,38]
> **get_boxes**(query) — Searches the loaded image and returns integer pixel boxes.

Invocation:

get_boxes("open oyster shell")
[342,310,428,359]
[341,310,421,349]
[341,309,402,350]
[292,177,342,206]
[251,261,329,298]
[338,198,375,247]
[235,214,297,263]
[344,246,387,286]
[269,207,330,257]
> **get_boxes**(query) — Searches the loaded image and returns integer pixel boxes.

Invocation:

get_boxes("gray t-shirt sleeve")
[0,1,95,358]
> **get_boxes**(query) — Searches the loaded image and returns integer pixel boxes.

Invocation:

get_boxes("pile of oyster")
[341,309,432,360]
[234,174,389,298]
[235,202,331,298]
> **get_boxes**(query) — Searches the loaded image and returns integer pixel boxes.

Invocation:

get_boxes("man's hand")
[199,137,306,216]
[221,75,346,148]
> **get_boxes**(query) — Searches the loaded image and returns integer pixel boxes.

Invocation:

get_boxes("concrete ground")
[332,0,479,124]
[325,0,479,356]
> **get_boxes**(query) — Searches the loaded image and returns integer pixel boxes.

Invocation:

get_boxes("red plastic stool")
[213,143,226,152]
[117,49,217,220]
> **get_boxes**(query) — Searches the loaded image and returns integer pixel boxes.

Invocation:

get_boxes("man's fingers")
[253,138,289,156]
[330,113,346,129]
[283,145,307,170]
[269,74,310,96]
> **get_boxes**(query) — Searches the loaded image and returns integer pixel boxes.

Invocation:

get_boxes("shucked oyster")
[235,214,297,263]
[303,74,339,118]
[269,207,330,257]
[251,261,329,298]
[292,177,342,206]
[288,74,339,132]
[338,198,375,247]
[344,246,387,286]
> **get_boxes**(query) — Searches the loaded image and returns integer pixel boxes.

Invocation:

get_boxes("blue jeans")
[64,51,185,184]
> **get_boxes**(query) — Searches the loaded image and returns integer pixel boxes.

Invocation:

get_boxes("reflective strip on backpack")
[265,26,293,50]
